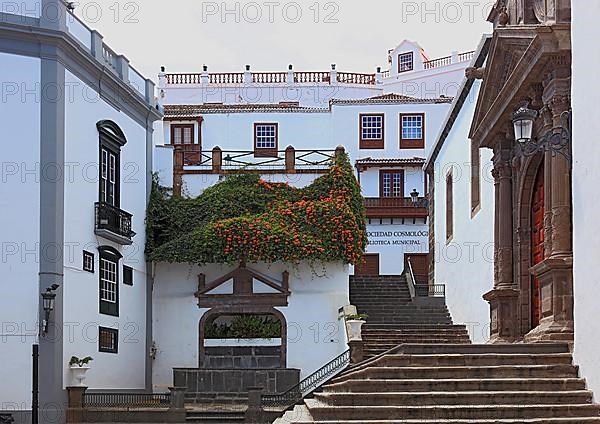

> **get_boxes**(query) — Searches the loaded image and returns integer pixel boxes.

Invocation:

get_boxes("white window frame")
[100,258,118,304]
[399,52,414,73]
[401,115,424,140]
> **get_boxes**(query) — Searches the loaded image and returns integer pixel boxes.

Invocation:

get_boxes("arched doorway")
[530,163,545,329]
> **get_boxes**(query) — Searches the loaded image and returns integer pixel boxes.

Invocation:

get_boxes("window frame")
[359,113,385,149]
[398,52,414,73]
[98,326,119,354]
[379,169,405,198]
[471,138,481,216]
[170,123,195,145]
[98,246,122,317]
[83,251,95,273]
[123,265,134,287]
[253,123,279,157]
[400,113,425,149]
[446,170,454,243]
[97,121,127,208]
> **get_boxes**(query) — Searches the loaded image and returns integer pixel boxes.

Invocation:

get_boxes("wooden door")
[531,164,545,328]
[405,253,429,285]
[355,254,380,276]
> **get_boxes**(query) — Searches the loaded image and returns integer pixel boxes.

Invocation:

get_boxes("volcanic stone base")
[202,346,281,369]
[173,368,300,404]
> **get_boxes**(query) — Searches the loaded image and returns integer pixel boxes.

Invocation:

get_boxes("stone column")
[525,65,573,344]
[483,135,520,343]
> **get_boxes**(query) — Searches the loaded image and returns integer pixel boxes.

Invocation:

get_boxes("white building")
[572,0,600,397]
[0,1,161,422]
[425,36,494,343]
[154,41,475,279]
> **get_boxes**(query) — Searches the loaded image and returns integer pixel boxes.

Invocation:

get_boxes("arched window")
[97,120,127,207]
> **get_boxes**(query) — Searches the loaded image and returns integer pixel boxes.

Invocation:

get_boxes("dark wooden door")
[531,164,545,329]
[405,253,429,285]
[355,254,380,276]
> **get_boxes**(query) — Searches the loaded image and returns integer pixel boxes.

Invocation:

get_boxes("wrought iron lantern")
[512,105,572,161]
[41,284,59,335]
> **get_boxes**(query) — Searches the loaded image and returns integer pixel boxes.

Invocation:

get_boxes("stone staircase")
[350,275,471,358]
[273,275,600,423]
[275,343,600,423]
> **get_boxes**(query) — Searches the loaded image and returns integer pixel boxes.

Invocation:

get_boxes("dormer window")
[398,52,414,73]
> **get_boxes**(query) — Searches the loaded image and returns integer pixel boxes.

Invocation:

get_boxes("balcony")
[95,202,136,245]
[364,197,428,219]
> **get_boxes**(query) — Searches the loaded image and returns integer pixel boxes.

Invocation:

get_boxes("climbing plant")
[146,154,366,266]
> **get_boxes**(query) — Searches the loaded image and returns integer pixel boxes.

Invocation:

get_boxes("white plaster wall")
[364,222,429,275]
[152,262,349,391]
[0,52,41,410]
[331,102,452,159]
[62,70,149,390]
[384,64,468,99]
[0,0,41,16]
[432,80,495,343]
[153,145,174,188]
[360,166,426,198]
[572,0,600,398]
[162,84,382,108]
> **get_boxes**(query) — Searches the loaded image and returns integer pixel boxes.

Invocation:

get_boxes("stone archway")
[198,306,288,368]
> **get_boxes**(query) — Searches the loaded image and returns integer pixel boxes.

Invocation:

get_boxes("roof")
[424,35,493,171]
[355,157,426,167]
[330,94,453,105]
[163,103,328,117]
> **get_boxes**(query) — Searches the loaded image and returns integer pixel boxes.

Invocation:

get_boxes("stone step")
[185,405,245,423]
[369,353,574,367]
[362,324,467,331]
[313,390,594,406]
[390,343,570,354]
[339,364,580,380]
[290,418,600,424]
[324,377,589,393]
[303,399,600,420]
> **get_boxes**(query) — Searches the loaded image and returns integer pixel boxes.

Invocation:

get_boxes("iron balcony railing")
[415,284,446,297]
[83,392,170,409]
[95,202,135,240]
[261,349,350,409]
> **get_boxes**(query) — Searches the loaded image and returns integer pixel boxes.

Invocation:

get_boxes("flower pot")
[346,319,365,341]
[70,366,90,387]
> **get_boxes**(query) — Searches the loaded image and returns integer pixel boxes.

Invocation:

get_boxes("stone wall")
[202,346,281,369]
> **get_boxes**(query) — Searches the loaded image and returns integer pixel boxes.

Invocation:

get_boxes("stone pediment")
[195,262,290,308]
[470,29,536,143]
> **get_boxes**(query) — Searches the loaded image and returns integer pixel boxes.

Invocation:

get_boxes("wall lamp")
[41,284,60,336]
[512,105,572,162]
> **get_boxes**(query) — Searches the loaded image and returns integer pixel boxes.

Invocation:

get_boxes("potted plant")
[342,314,368,341]
[69,356,93,387]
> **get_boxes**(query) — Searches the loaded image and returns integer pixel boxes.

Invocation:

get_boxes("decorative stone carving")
[465,67,486,80]
[533,0,556,24]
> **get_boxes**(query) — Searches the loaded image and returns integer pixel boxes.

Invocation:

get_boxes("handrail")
[83,392,170,408]
[406,258,417,300]
[261,349,350,409]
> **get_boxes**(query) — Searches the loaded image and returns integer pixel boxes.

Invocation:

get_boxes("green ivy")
[146,154,366,266]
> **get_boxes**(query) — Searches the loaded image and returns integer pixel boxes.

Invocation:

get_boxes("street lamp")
[41,284,59,335]
[511,105,572,161]
[410,189,420,205]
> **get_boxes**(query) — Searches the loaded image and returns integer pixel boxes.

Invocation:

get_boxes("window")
[99,327,118,354]
[359,114,384,149]
[380,170,404,197]
[97,120,127,208]
[446,171,454,242]
[254,123,278,157]
[123,265,133,286]
[83,251,94,273]
[98,246,122,317]
[400,113,425,149]
[471,139,481,215]
[398,52,414,73]
[171,124,195,145]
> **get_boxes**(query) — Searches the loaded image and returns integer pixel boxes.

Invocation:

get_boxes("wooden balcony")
[364,197,428,219]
